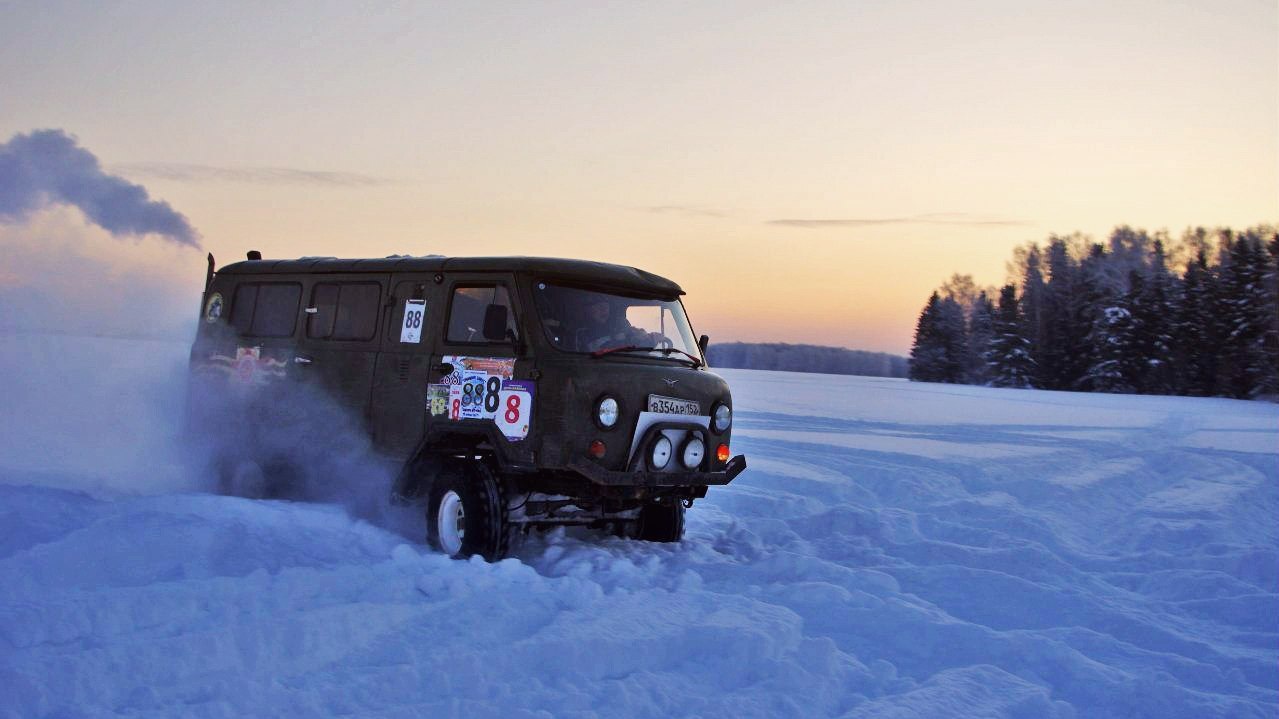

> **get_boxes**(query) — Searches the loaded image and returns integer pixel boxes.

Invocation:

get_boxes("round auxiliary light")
[681,437,705,469]
[589,440,607,458]
[650,436,673,470]
[716,443,730,463]
[597,397,619,428]
[713,403,732,433]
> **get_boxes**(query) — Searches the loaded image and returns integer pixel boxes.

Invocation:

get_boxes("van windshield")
[532,282,702,361]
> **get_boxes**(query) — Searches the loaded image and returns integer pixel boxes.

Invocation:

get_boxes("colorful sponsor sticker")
[434,356,534,441]
[448,385,463,420]
[443,356,514,381]
[427,384,449,417]
[459,370,487,419]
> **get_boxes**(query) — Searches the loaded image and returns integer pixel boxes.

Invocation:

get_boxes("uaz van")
[187,253,746,560]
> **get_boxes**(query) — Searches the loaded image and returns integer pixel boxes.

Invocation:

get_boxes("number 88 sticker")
[495,382,534,440]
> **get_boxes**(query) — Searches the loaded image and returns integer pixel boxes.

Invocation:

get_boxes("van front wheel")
[636,500,685,543]
[425,465,509,561]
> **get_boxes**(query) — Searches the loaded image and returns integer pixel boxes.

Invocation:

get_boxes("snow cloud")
[0,129,200,247]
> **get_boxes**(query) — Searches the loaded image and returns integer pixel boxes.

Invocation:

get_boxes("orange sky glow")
[2,1,1275,353]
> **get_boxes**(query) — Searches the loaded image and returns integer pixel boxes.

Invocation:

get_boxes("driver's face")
[587,301,610,324]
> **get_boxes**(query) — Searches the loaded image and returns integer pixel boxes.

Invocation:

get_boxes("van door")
[369,274,442,457]
[425,273,536,451]
[293,274,389,435]
[221,276,305,392]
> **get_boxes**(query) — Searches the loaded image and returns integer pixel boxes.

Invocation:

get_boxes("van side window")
[446,285,517,344]
[307,282,381,341]
[229,282,301,337]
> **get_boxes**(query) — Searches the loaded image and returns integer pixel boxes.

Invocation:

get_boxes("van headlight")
[681,436,705,469]
[596,396,619,428]
[650,435,673,469]
[712,403,732,433]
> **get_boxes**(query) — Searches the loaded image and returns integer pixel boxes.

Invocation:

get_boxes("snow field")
[1,339,1277,718]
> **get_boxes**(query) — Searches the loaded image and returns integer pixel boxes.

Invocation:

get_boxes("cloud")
[115,162,394,188]
[767,213,1031,228]
[0,129,200,247]
[639,204,728,219]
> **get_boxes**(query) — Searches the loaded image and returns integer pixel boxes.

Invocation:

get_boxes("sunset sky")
[2,1,1275,353]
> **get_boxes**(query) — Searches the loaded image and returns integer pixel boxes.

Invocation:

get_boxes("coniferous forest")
[909,225,1279,399]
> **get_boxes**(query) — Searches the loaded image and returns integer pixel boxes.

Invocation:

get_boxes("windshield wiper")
[590,345,703,368]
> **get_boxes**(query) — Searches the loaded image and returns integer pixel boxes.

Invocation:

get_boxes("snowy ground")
[2,336,1277,718]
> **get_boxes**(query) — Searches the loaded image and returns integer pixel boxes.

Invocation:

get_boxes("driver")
[577,297,657,352]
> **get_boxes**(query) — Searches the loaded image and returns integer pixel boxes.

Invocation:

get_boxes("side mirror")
[483,304,509,342]
[698,334,710,354]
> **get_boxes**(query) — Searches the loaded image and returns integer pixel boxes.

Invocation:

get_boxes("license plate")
[648,394,700,415]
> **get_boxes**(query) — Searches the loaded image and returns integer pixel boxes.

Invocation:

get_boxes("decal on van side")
[433,356,532,441]
[204,292,224,323]
[203,347,288,386]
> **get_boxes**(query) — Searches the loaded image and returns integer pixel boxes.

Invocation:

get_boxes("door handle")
[294,355,314,365]
[431,362,453,374]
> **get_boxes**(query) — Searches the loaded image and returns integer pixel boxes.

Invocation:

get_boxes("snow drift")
[1,333,1275,718]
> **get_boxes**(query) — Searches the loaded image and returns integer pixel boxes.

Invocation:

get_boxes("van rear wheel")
[425,464,509,561]
[636,500,685,543]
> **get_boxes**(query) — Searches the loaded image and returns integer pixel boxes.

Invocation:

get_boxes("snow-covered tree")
[1020,245,1047,384]
[1082,304,1136,393]
[965,291,995,385]
[1220,233,1276,398]
[1039,238,1077,390]
[934,296,969,383]
[988,284,1035,388]
[909,292,945,382]
[1261,233,1279,397]
[1175,248,1217,395]
[1129,239,1178,394]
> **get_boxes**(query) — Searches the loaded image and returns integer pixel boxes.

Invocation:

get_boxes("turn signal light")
[716,443,730,462]
[589,440,607,459]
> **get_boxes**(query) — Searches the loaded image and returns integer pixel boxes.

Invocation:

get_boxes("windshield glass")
[532,281,702,361]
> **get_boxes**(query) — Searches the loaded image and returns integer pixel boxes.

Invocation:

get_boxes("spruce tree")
[1175,248,1216,395]
[1221,234,1274,397]
[1130,239,1178,394]
[988,284,1035,388]
[1070,244,1116,390]
[935,296,970,383]
[1260,233,1279,397]
[1040,238,1077,389]
[909,292,945,382]
[966,291,996,385]
[1020,245,1047,384]
[1082,302,1137,393]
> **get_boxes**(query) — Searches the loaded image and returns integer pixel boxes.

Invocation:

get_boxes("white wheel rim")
[437,490,465,556]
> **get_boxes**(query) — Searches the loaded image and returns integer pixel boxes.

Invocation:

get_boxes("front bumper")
[568,454,747,487]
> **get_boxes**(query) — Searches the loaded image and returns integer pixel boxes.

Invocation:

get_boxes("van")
[187,253,746,560]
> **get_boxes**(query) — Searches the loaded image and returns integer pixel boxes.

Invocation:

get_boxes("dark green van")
[188,253,746,560]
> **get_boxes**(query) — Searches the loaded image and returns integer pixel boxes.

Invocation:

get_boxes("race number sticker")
[495,380,535,441]
[459,370,487,420]
[448,385,463,420]
[400,299,426,343]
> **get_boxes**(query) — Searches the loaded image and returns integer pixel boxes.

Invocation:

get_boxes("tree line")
[708,342,908,378]
[909,225,1279,399]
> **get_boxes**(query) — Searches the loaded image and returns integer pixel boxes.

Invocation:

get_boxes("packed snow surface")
[2,338,1277,718]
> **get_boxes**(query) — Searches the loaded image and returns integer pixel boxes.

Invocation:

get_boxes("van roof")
[216,255,685,298]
